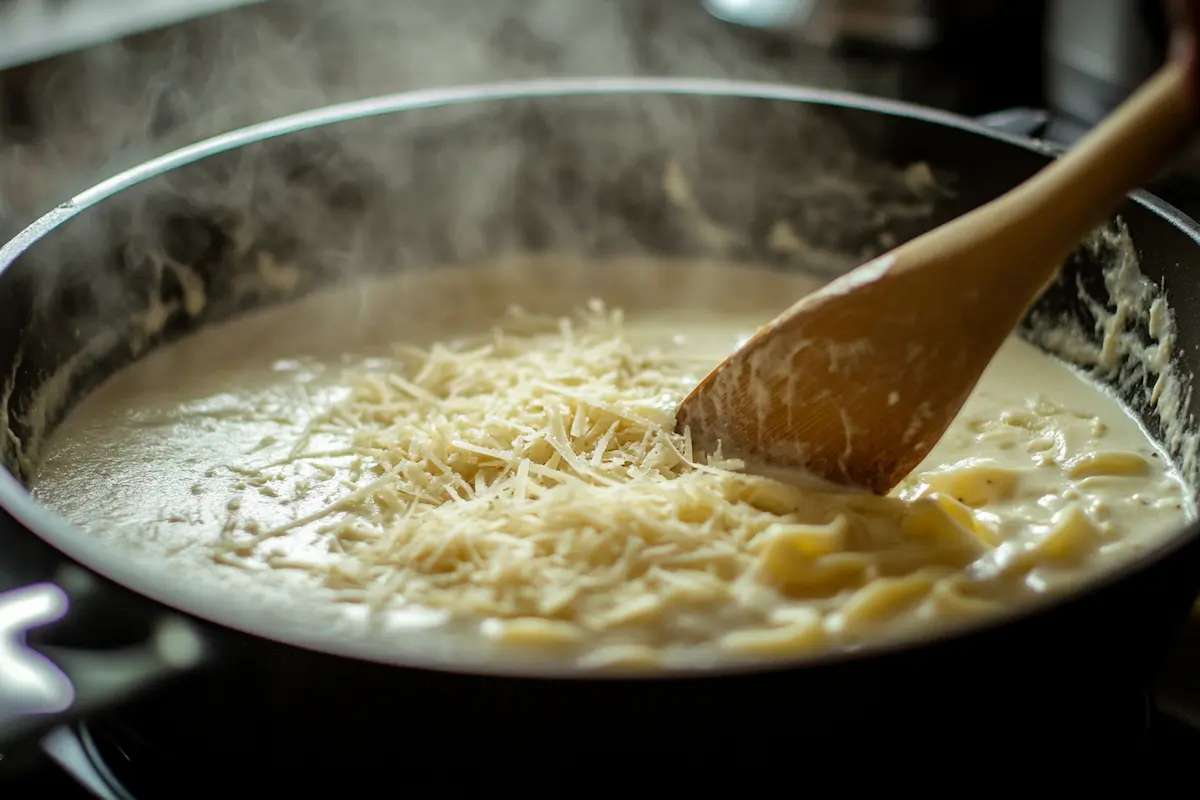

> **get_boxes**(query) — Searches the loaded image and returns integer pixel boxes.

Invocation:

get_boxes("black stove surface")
[0,687,1197,797]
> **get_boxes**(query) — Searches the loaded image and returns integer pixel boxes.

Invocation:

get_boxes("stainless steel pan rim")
[1,76,1198,679]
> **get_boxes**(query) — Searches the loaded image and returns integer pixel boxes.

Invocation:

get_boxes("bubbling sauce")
[32,258,1195,670]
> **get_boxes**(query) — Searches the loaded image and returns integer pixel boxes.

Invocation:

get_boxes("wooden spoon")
[675,58,1199,495]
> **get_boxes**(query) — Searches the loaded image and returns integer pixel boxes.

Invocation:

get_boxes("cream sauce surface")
[31,258,1195,668]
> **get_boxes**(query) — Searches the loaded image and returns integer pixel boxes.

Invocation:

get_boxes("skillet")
[2,78,1200,777]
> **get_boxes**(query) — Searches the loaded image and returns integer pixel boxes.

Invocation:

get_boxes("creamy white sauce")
[30,258,1196,669]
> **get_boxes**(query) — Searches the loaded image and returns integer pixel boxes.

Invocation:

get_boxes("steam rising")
[0,0,937,478]
[0,0,927,336]
[0,0,901,233]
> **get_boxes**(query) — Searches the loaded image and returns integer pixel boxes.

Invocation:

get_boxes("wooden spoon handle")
[885,58,1199,329]
[1015,59,1199,247]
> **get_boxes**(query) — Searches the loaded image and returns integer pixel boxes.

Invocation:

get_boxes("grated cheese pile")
[212,300,920,644]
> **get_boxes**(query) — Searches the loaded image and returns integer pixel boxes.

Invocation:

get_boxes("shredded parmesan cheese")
[212,301,928,643]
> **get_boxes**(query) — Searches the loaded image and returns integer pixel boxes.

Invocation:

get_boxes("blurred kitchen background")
[0,0,1191,244]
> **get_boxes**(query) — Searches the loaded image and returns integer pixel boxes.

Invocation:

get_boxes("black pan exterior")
[1,81,1199,774]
